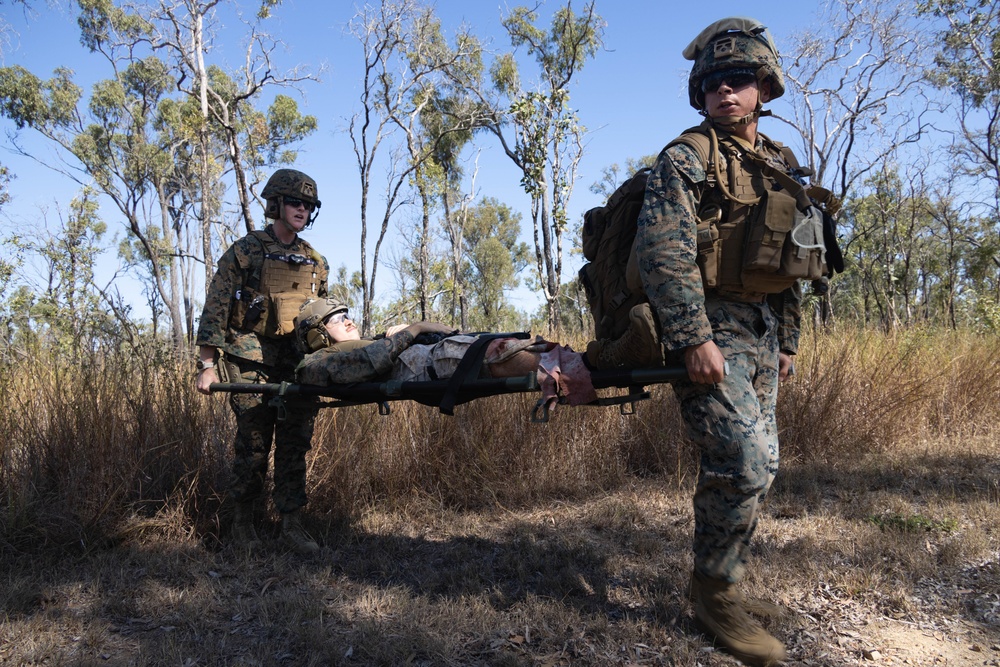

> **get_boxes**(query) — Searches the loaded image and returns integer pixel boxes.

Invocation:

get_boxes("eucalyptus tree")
[0,56,193,349]
[0,0,317,351]
[837,165,952,329]
[6,188,123,358]
[418,47,488,330]
[347,0,482,334]
[588,155,658,202]
[462,196,530,331]
[776,0,937,324]
[486,1,604,333]
[778,0,935,200]
[394,9,483,323]
[919,0,1000,312]
[78,0,317,285]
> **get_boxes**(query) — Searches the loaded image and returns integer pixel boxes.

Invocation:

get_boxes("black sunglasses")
[701,69,758,94]
[284,197,316,212]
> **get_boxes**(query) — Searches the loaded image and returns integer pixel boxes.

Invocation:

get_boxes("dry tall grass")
[2,326,997,552]
[1,326,998,665]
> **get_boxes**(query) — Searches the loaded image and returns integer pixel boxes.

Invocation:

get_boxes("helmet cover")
[261,168,322,220]
[684,17,784,110]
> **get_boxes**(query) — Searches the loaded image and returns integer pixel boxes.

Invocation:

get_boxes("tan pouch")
[695,205,722,289]
[742,203,826,293]
[269,292,309,337]
[744,189,796,273]
[781,205,827,280]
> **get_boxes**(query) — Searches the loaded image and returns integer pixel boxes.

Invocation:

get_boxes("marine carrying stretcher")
[209,332,691,423]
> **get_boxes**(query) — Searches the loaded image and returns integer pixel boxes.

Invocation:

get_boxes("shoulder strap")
[438,332,531,415]
[742,150,813,211]
[244,230,272,292]
[667,125,713,172]
[758,131,815,180]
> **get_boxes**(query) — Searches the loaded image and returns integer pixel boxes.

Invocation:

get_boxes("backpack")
[578,168,652,341]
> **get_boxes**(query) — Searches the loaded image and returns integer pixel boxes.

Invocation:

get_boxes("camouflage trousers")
[225,356,318,514]
[669,296,780,584]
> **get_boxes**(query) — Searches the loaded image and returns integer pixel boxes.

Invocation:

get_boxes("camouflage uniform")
[295,333,417,386]
[296,331,492,386]
[196,225,330,514]
[635,135,801,584]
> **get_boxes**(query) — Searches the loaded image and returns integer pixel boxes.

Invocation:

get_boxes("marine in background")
[195,169,330,556]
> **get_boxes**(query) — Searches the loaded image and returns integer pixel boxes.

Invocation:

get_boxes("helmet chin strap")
[276,196,319,233]
[706,111,758,128]
[702,87,769,130]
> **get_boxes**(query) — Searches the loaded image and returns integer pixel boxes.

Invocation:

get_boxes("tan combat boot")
[230,501,260,546]
[281,510,320,555]
[691,571,787,666]
[586,303,663,370]
[688,571,786,620]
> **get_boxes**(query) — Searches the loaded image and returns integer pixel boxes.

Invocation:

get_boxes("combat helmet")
[295,297,348,353]
[261,168,322,224]
[683,17,784,119]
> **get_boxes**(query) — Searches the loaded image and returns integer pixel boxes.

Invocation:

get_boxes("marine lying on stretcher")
[292,297,600,409]
[211,297,687,421]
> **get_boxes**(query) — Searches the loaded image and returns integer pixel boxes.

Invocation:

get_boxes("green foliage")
[589,155,658,200]
[828,166,997,329]
[0,161,11,212]
[867,512,959,533]
[0,65,81,130]
[264,95,317,164]
[328,265,365,316]
[489,52,519,97]
[0,188,121,358]
[502,3,603,84]
[77,0,154,53]
[257,0,282,20]
[1,0,321,351]
[553,276,590,338]
[490,1,605,330]
[915,1,1000,303]
[970,291,1000,331]
[462,197,530,331]
[919,0,1000,107]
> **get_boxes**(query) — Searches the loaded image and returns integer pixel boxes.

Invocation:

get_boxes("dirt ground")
[1,467,998,666]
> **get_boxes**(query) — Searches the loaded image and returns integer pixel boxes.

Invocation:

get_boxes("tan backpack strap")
[668,125,763,206]
[667,127,722,195]
[806,184,841,217]
[667,127,713,168]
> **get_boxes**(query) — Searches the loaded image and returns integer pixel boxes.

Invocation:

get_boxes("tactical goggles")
[324,311,349,325]
[283,196,316,212]
[701,68,758,94]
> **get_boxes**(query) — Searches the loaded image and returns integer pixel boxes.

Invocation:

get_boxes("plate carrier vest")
[228,229,328,339]
[669,121,827,297]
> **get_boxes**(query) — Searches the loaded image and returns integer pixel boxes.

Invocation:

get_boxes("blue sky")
[1,0,827,318]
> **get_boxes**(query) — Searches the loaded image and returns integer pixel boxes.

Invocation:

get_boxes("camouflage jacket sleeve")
[195,242,247,351]
[766,282,802,355]
[635,143,714,351]
[295,330,417,385]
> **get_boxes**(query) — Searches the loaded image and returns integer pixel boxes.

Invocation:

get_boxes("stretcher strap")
[437,332,530,415]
